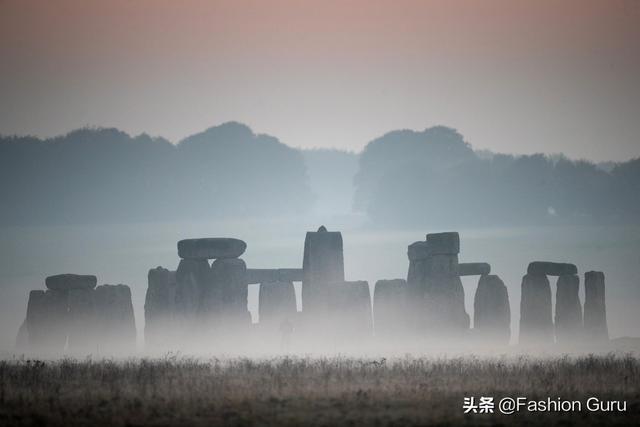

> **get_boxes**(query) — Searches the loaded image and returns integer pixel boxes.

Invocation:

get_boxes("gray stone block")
[458,262,491,276]
[473,274,510,344]
[45,274,97,291]
[178,238,247,259]
[425,232,460,255]
[527,262,577,277]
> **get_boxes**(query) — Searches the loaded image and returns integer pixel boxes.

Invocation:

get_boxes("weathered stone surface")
[302,226,345,314]
[473,275,510,344]
[25,290,47,348]
[554,274,582,344]
[426,232,460,255]
[94,284,136,348]
[519,274,553,344]
[424,254,459,277]
[406,234,469,335]
[584,271,608,341]
[45,274,97,291]
[145,267,177,345]
[67,288,97,352]
[373,279,407,338]
[527,262,577,277]
[25,289,68,351]
[328,280,373,337]
[246,268,303,284]
[175,258,210,322]
[458,263,491,276]
[424,274,470,333]
[178,238,247,260]
[211,258,249,323]
[258,281,297,325]
[408,241,430,261]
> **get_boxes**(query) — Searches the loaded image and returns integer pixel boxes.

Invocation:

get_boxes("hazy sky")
[1,0,638,160]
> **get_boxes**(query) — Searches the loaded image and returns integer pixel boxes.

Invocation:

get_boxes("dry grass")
[0,354,639,426]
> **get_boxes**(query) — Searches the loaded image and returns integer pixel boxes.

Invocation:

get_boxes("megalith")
[175,258,210,326]
[422,232,470,334]
[554,274,582,344]
[178,238,247,260]
[258,281,297,325]
[473,275,510,344]
[584,271,608,341]
[527,262,577,277]
[67,287,97,352]
[519,274,553,345]
[144,267,177,346]
[25,289,68,352]
[210,257,250,325]
[302,226,345,315]
[458,263,491,277]
[45,274,97,291]
[94,284,136,350]
[328,280,373,339]
[373,279,407,339]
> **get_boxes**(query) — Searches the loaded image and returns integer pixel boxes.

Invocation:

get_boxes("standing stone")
[25,290,47,350]
[67,288,97,352]
[555,274,582,344]
[329,280,373,338]
[211,258,250,325]
[25,289,68,352]
[144,267,177,346]
[302,226,345,315]
[373,279,407,339]
[94,284,136,350]
[473,275,510,344]
[423,232,469,334]
[405,233,470,336]
[584,271,608,341]
[519,274,553,345]
[175,258,210,327]
[177,238,247,259]
[406,242,429,333]
[258,281,297,325]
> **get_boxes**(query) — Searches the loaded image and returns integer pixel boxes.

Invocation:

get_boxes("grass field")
[1,354,638,426]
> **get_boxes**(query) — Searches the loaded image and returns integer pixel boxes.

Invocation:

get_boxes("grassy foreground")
[0,354,638,426]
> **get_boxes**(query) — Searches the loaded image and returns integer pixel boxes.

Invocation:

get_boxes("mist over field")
[0,122,639,354]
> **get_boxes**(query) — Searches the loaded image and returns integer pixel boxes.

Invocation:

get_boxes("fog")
[1,123,639,356]
[1,217,638,356]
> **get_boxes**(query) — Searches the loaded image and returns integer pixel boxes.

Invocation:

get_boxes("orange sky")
[1,0,639,160]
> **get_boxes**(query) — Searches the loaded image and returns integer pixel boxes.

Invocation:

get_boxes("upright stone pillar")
[25,290,58,351]
[423,232,469,334]
[258,281,297,325]
[328,280,373,340]
[519,274,553,345]
[584,271,608,341]
[473,274,510,344]
[67,288,97,352]
[45,274,97,353]
[94,284,137,350]
[302,226,344,315]
[555,274,582,344]
[175,258,210,328]
[144,267,177,347]
[373,279,407,339]
[211,258,250,326]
